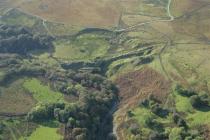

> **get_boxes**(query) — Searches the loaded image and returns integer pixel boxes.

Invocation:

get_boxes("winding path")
[113,0,174,139]
[115,0,174,33]
[167,0,174,21]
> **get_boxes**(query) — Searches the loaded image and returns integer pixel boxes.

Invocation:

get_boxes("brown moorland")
[15,0,121,28]
[115,67,171,106]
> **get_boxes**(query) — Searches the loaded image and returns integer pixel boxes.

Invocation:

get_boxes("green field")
[19,121,62,140]
[26,126,62,140]
[23,78,64,103]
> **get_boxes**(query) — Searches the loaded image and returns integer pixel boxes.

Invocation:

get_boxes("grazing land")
[23,78,64,103]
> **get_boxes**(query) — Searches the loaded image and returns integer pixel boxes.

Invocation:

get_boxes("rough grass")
[120,0,168,18]
[0,79,36,114]
[0,116,40,140]
[23,78,64,103]
[53,34,110,61]
[166,44,210,89]
[132,107,153,126]
[174,91,194,113]
[46,22,83,36]
[188,111,210,127]
[171,0,207,17]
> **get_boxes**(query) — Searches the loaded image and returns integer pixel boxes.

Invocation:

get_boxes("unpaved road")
[115,0,174,33]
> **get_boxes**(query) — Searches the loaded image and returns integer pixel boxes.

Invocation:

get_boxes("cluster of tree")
[28,92,117,139]
[71,72,118,93]
[175,85,210,109]
[168,127,204,140]
[148,127,203,140]
[135,94,205,140]
[145,116,164,132]
[0,122,4,134]
[47,70,118,99]
[139,95,169,117]
[172,112,187,128]
[0,64,46,84]
[175,84,196,97]
[128,123,140,136]
[190,93,210,108]
[0,55,118,140]
[0,57,21,68]
[146,115,202,139]
[148,131,168,140]
[0,24,53,54]
[0,122,5,140]
[27,102,65,122]
[27,70,118,140]
[132,56,154,66]
[125,96,169,139]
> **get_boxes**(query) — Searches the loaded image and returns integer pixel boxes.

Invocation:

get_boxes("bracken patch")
[115,67,171,107]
